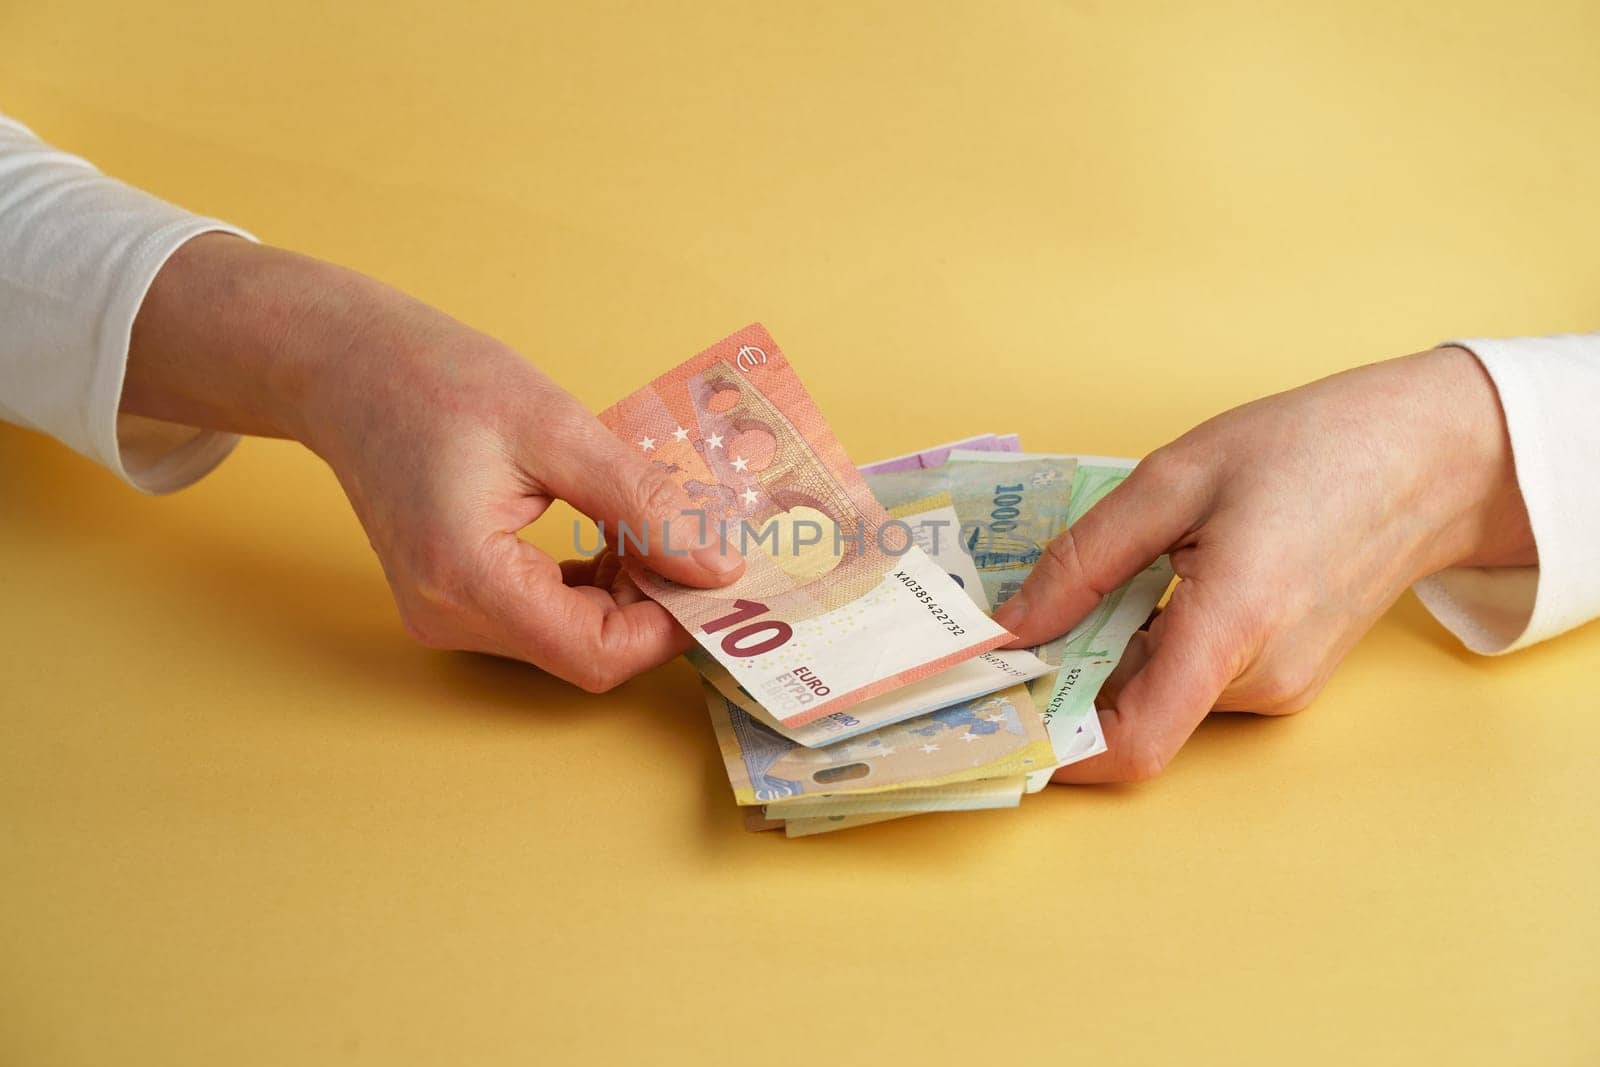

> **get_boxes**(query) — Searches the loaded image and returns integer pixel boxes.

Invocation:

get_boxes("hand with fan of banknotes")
[597,325,1175,835]
[122,235,1527,837]
[3,130,1549,840]
[601,325,1532,835]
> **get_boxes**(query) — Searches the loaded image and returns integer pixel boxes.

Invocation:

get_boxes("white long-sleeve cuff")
[1414,333,1600,654]
[0,115,254,493]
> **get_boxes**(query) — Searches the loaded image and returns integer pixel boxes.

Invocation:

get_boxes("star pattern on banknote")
[730,455,749,472]
[638,435,656,451]
[959,732,981,743]
[705,432,724,449]
[740,487,759,506]
[984,712,1007,724]
[672,425,689,442]
[919,743,940,754]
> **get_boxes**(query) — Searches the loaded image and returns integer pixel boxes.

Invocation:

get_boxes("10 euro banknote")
[598,325,1013,727]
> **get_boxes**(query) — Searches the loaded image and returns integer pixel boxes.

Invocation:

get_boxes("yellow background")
[3,3,1597,1064]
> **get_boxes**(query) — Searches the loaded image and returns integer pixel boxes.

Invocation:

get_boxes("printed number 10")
[702,599,793,657]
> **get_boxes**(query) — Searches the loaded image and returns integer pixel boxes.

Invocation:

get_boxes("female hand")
[126,235,743,691]
[993,347,1536,783]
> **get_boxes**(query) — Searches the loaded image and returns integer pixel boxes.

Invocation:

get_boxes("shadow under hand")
[0,425,708,751]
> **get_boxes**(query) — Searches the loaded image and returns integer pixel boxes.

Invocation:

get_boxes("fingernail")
[993,590,1028,631]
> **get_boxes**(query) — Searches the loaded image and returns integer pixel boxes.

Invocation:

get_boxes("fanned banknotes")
[599,325,1012,726]
[610,326,1171,835]
[763,777,1027,820]
[695,646,1052,747]
[688,489,1054,745]
[703,679,1053,805]
[864,455,1080,612]
[940,451,1176,791]
[748,447,1172,833]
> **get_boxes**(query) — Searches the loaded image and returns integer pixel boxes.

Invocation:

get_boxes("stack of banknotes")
[598,325,1173,836]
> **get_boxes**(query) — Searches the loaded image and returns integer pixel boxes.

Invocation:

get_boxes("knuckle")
[1041,528,1086,582]
[408,537,473,603]
[397,547,486,646]
[1120,742,1171,783]
[561,613,624,695]
[1268,694,1316,717]
[1135,442,1209,497]
[1263,673,1324,715]
[583,669,622,694]
[416,567,473,619]
[542,395,601,448]
[632,467,682,521]
[1253,661,1319,711]
[571,671,609,695]
[399,609,451,650]
[573,651,623,694]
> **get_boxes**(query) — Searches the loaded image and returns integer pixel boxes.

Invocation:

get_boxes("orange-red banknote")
[598,325,1012,726]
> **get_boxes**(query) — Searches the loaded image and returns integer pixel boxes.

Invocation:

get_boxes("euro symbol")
[735,345,768,372]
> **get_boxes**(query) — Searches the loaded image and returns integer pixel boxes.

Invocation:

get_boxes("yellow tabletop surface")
[3,3,1598,1064]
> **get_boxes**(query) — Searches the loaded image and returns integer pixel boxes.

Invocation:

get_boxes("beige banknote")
[703,679,1053,806]
[780,811,913,837]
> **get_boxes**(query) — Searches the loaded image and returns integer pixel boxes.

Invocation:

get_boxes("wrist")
[1407,346,1536,575]
[284,271,536,466]
[126,235,360,441]
[126,235,519,454]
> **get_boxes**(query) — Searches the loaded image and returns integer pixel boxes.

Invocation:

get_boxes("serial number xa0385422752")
[890,570,968,638]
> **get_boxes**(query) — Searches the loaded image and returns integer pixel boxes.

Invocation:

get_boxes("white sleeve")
[0,114,254,493]
[1413,333,1600,654]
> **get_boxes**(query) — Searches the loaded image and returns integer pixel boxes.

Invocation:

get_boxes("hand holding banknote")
[126,235,746,692]
[124,238,1542,832]
[597,326,1015,725]
[995,347,1537,784]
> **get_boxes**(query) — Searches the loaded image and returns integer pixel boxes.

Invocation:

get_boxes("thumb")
[994,450,1207,644]
[539,403,745,589]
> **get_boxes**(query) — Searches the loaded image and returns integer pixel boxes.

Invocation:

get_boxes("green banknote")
[945,451,1174,789]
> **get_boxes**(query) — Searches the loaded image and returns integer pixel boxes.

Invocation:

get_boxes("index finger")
[1050,582,1243,784]
[477,532,692,692]
[995,450,1208,646]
